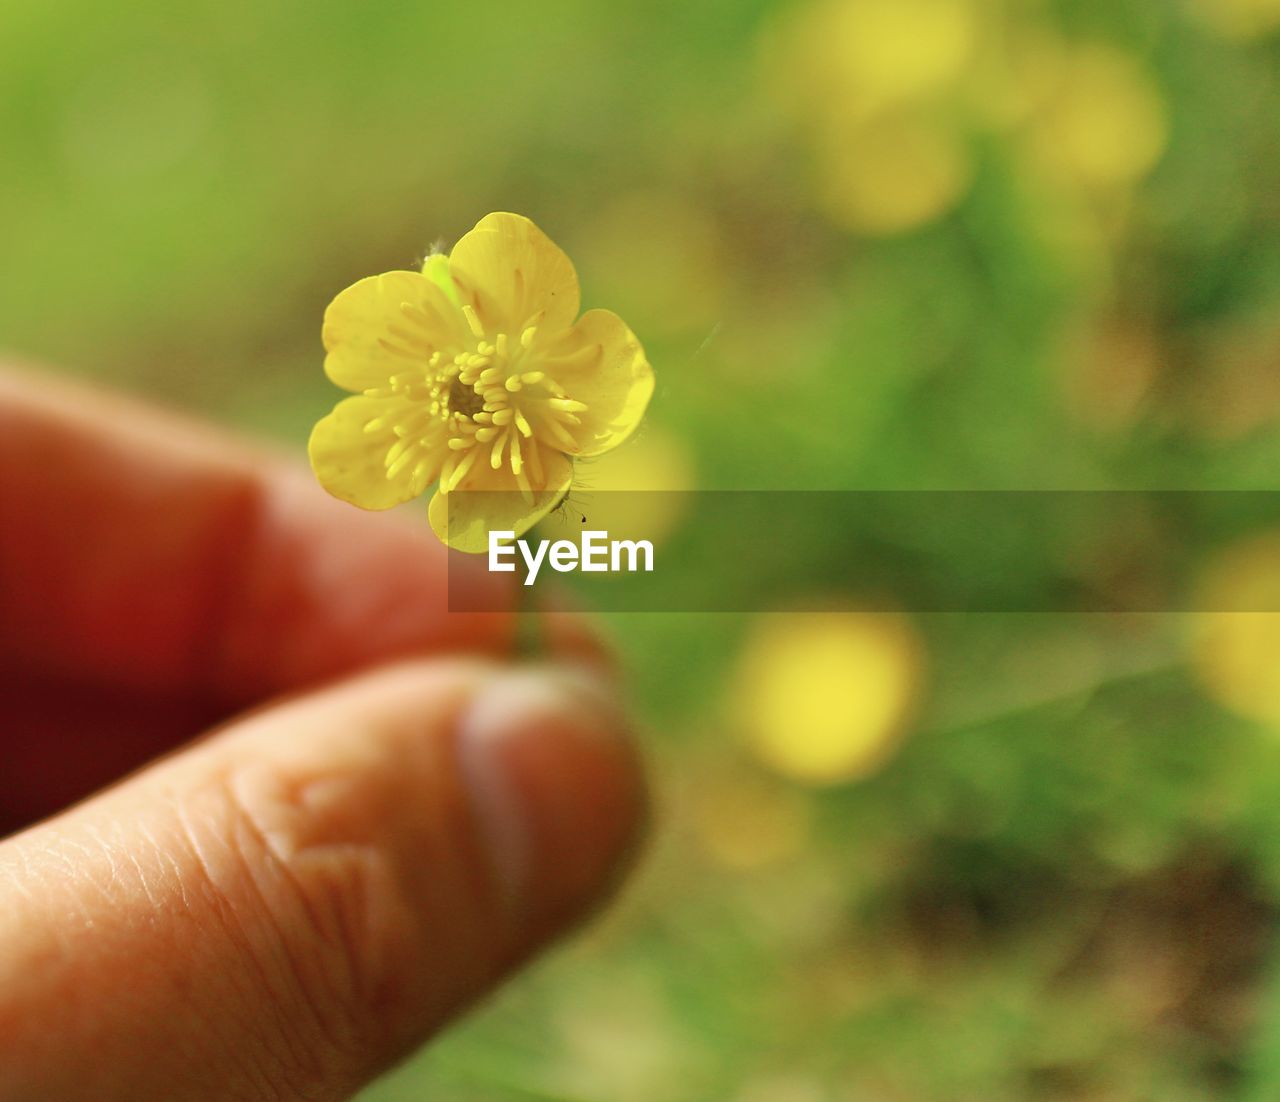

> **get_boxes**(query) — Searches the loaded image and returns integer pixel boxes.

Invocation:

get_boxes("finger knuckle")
[179,771,420,1082]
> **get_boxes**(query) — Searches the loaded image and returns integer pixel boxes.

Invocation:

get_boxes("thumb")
[0,658,643,1102]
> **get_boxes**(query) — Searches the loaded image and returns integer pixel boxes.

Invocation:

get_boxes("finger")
[0,366,515,705]
[0,604,616,837]
[0,657,643,1102]
[0,665,222,834]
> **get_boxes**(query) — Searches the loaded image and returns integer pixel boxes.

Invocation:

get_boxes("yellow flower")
[309,212,654,552]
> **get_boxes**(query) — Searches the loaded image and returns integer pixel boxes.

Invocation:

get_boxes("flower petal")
[447,213,581,335]
[309,395,445,510]
[322,270,466,393]
[542,308,655,457]
[428,446,573,553]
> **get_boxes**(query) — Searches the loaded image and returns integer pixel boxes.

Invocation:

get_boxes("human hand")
[0,368,644,1101]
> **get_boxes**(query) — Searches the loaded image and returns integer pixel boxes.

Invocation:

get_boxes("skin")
[0,366,645,1102]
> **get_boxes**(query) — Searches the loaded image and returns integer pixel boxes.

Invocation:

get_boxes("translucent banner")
[443,490,1280,613]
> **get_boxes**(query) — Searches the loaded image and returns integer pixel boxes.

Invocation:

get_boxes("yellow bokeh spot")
[1191,533,1280,728]
[816,111,972,235]
[540,426,695,548]
[1027,45,1167,189]
[578,191,725,341]
[966,21,1068,132]
[577,425,695,494]
[692,772,811,870]
[772,0,978,113]
[731,611,924,785]
[1193,0,1280,40]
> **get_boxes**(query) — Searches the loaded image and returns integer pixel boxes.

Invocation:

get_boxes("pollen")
[424,318,593,496]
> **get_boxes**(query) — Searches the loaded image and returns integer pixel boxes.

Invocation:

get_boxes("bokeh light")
[1021,43,1168,192]
[1191,533,1280,729]
[1193,0,1280,40]
[730,611,924,785]
[814,110,974,236]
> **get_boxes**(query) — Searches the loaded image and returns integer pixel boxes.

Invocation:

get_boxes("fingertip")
[458,663,646,946]
[212,474,520,700]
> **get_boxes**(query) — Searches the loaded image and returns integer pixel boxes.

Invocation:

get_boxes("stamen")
[549,398,588,413]
[514,409,533,437]
[384,323,431,351]
[443,447,479,492]
[490,432,506,469]
[387,445,417,479]
[526,438,544,483]
[520,326,537,349]
[542,416,579,451]
[376,337,424,361]
[462,303,485,338]
[514,464,533,502]
[386,437,412,467]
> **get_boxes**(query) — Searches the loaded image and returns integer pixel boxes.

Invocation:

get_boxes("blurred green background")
[6,0,1280,1097]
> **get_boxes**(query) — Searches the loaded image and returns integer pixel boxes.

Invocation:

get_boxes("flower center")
[366,300,592,499]
[447,375,486,418]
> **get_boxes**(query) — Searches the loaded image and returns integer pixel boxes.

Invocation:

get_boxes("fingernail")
[457,665,643,935]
